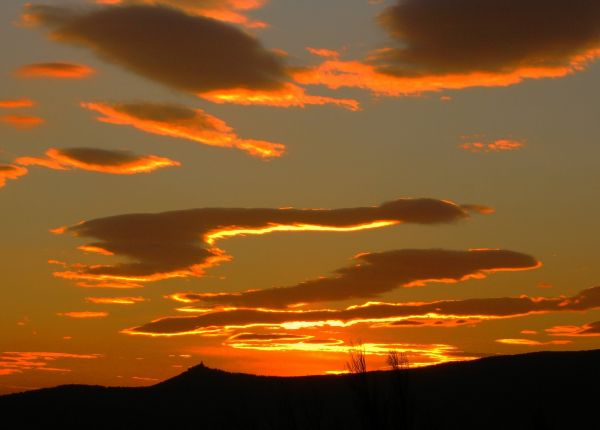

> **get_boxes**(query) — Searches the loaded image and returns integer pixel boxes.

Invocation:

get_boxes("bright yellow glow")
[204,220,400,246]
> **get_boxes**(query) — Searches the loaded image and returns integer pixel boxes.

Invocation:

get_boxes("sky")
[1,0,599,393]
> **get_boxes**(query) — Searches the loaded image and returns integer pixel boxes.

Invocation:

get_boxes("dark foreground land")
[1,349,598,429]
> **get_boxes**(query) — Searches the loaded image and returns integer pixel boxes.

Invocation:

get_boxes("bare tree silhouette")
[387,349,412,429]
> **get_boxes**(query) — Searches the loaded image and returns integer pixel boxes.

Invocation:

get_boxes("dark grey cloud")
[25,4,287,92]
[375,0,600,76]
[128,286,600,335]
[54,198,476,285]
[176,249,540,308]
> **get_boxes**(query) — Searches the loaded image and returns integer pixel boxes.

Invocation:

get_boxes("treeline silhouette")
[0,349,598,429]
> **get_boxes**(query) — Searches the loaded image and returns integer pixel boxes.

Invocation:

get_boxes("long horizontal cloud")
[96,0,269,28]
[0,98,35,108]
[0,352,100,376]
[16,147,180,174]
[81,102,285,158]
[24,4,356,109]
[127,285,600,336]
[0,165,28,188]
[15,62,95,78]
[546,320,600,337]
[0,115,44,128]
[296,0,600,96]
[172,248,540,308]
[57,311,109,318]
[52,198,477,286]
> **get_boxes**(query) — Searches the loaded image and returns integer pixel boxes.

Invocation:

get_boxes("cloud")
[459,139,525,153]
[57,311,109,318]
[15,147,180,174]
[52,198,474,287]
[81,102,285,158]
[0,115,44,129]
[173,249,540,308]
[25,4,284,92]
[295,0,600,96]
[546,320,600,337]
[126,286,600,336]
[495,338,571,346]
[85,296,146,304]
[25,4,356,109]
[0,165,28,188]
[94,0,269,28]
[15,62,95,79]
[0,351,100,376]
[0,98,35,108]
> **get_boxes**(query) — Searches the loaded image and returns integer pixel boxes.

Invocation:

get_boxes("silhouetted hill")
[1,349,598,429]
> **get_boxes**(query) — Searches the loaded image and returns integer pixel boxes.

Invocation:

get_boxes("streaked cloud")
[81,102,285,158]
[546,320,600,337]
[173,248,540,308]
[16,147,180,174]
[459,139,525,153]
[0,165,28,188]
[0,351,100,376]
[51,198,477,286]
[57,311,109,318]
[495,338,571,346]
[85,296,146,305]
[127,285,600,336]
[0,98,35,108]
[0,115,44,129]
[15,62,95,79]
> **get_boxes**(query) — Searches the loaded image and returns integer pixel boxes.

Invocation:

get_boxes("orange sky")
[1,0,599,394]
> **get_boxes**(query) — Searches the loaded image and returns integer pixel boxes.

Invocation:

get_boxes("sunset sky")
[1,0,599,394]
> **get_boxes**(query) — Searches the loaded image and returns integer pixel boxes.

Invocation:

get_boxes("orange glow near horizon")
[81,102,285,159]
[0,98,35,108]
[16,148,180,175]
[225,338,476,368]
[294,49,600,97]
[1,114,44,129]
[15,62,95,79]
[199,83,360,111]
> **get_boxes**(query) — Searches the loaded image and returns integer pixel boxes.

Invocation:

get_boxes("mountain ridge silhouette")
[1,349,597,429]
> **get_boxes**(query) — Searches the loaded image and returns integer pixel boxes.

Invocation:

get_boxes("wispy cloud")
[16,147,180,174]
[15,62,95,79]
[57,311,109,318]
[0,351,100,376]
[0,98,35,108]
[0,115,44,129]
[81,102,285,158]
[0,165,28,188]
